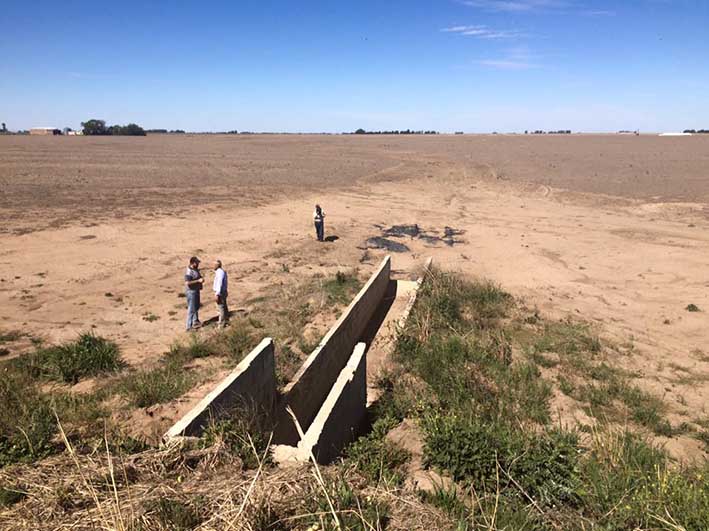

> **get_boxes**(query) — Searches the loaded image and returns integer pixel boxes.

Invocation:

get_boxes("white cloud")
[478,46,540,69]
[583,9,615,16]
[461,0,568,13]
[441,24,525,39]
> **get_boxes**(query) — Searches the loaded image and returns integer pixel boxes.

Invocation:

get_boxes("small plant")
[200,415,270,469]
[0,372,56,466]
[166,335,212,364]
[0,330,23,343]
[0,484,27,507]
[345,416,410,486]
[142,312,159,322]
[146,497,205,530]
[686,304,701,312]
[306,476,390,531]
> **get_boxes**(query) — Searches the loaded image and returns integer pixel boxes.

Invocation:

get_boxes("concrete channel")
[164,256,432,464]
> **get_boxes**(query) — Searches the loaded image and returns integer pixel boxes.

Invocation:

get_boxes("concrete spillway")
[163,255,431,464]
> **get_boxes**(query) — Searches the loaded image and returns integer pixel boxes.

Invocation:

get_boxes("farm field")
[1,134,709,528]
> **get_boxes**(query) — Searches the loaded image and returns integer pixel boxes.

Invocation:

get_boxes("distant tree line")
[684,129,709,134]
[81,119,146,136]
[525,130,572,135]
[145,129,186,134]
[352,128,439,135]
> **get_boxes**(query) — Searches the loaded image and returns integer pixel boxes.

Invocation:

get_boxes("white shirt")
[213,267,228,296]
[314,209,325,221]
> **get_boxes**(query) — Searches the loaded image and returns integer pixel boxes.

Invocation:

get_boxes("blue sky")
[1,0,707,132]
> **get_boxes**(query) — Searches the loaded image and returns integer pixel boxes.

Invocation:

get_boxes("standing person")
[313,204,325,242]
[213,259,229,328]
[184,256,204,331]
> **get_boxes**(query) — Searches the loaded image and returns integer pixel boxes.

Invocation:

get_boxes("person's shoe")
[192,321,202,329]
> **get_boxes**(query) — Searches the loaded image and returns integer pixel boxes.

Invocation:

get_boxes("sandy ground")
[1,134,708,457]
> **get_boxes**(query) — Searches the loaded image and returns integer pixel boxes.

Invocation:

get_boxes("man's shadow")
[324,235,339,242]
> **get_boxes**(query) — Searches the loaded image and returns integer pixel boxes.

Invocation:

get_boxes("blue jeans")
[186,290,200,330]
[315,221,324,241]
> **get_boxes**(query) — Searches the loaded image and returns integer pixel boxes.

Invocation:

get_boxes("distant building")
[30,127,61,136]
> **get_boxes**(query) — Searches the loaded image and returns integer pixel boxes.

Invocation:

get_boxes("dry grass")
[0,427,451,531]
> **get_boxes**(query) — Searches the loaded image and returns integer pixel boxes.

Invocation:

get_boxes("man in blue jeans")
[184,256,204,330]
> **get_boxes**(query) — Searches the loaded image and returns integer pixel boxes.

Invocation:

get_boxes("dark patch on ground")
[362,237,411,253]
[375,224,466,248]
[383,224,421,238]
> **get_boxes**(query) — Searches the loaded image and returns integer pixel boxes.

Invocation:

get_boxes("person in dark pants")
[313,204,325,242]
[184,256,204,330]
[212,259,229,328]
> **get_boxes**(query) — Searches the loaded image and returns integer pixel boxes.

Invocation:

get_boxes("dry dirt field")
[1,133,709,457]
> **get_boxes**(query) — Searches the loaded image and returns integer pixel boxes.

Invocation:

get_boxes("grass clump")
[306,476,390,531]
[145,497,205,530]
[0,330,23,343]
[119,361,193,408]
[580,430,709,529]
[23,333,123,384]
[322,270,362,305]
[0,372,56,466]
[200,414,271,470]
[345,415,410,487]
[686,303,701,312]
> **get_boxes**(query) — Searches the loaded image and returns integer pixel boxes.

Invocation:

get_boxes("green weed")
[322,270,362,305]
[0,484,27,507]
[119,361,193,408]
[145,497,205,530]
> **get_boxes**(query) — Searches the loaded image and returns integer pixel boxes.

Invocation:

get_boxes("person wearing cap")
[184,256,204,330]
[313,204,325,242]
[213,259,229,328]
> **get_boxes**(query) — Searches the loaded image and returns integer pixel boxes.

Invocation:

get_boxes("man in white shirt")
[213,260,229,328]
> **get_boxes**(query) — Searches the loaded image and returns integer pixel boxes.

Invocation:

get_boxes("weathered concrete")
[273,256,392,445]
[272,342,367,464]
[397,256,433,329]
[163,337,276,441]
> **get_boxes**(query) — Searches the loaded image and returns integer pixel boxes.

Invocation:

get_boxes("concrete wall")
[163,337,277,441]
[273,342,367,464]
[273,256,391,445]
